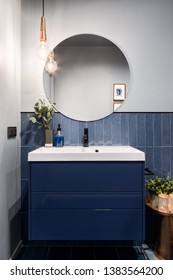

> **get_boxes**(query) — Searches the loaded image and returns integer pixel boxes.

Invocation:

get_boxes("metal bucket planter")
[45,129,53,147]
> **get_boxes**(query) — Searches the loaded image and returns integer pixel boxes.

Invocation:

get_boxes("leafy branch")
[28,98,56,130]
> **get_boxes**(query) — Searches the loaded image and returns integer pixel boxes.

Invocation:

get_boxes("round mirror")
[43,34,130,121]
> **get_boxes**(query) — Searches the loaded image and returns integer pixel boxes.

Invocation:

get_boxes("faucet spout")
[83,128,89,147]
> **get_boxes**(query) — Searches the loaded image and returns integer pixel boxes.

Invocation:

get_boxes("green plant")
[28,98,56,130]
[146,176,173,195]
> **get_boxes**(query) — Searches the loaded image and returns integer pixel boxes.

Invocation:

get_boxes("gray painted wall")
[21,0,173,113]
[0,0,21,259]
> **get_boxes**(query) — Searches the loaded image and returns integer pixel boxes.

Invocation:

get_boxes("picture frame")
[113,101,122,111]
[113,83,126,100]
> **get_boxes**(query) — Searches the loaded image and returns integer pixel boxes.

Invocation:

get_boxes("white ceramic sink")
[28,146,145,161]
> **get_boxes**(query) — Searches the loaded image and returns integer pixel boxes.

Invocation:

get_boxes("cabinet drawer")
[29,209,144,240]
[31,192,142,209]
[30,162,144,192]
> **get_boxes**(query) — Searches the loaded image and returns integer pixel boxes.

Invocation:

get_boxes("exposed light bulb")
[35,13,50,61]
[35,40,50,61]
[45,51,57,76]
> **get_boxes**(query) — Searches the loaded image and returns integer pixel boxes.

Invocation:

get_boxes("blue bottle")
[54,124,64,147]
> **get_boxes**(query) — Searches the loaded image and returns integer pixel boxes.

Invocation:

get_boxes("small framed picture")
[113,83,126,100]
[113,101,122,111]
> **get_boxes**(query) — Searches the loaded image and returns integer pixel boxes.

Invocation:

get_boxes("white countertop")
[28,146,145,162]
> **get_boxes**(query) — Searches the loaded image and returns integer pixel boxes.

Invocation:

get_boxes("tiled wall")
[21,112,173,242]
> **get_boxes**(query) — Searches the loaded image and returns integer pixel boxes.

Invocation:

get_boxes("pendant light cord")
[43,0,44,16]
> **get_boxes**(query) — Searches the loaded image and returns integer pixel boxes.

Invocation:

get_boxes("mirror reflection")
[43,34,130,121]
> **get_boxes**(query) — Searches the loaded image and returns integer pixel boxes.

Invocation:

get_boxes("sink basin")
[28,146,145,161]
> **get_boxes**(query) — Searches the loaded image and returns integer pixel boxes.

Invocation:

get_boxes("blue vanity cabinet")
[28,161,145,240]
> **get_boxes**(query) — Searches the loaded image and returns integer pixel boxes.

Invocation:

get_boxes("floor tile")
[13,245,147,260]
[117,246,146,260]
[142,244,158,260]
[12,246,27,260]
[47,246,71,260]
[71,246,95,260]
[21,246,49,260]
[95,246,119,260]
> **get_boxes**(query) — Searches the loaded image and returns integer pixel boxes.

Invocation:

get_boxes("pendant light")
[45,50,57,76]
[35,0,50,60]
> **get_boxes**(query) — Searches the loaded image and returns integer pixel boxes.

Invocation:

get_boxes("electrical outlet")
[7,127,17,138]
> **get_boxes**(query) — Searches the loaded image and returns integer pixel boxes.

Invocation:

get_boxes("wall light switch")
[7,127,17,138]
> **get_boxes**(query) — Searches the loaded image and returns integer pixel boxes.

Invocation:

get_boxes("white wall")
[21,0,173,113]
[0,0,21,259]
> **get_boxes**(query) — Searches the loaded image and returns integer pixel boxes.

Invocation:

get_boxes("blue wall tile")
[52,111,61,131]
[103,116,112,145]
[146,114,154,146]
[87,121,95,146]
[154,114,161,146]
[61,114,70,145]
[129,114,137,146]
[171,115,173,146]
[137,114,146,146]
[121,113,129,145]
[161,147,171,177]
[161,113,171,146]
[145,147,154,172]
[111,113,121,145]
[79,121,86,145]
[70,120,79,145]
[153,147,162,177]
[95,119,104,145]
[171,148,173,177]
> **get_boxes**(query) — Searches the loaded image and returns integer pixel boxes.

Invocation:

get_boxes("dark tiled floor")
[13,245,147,260]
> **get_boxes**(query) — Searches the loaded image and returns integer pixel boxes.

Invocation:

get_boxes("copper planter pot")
[45,129,53,147]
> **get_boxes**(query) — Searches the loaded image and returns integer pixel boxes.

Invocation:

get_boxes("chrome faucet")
[83,128,89,147]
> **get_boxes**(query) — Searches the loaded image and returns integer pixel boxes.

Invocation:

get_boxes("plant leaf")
[29,117,37,123]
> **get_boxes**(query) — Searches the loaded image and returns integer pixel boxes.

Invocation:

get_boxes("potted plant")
[146,176,173,206]
[28,98,56,146]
